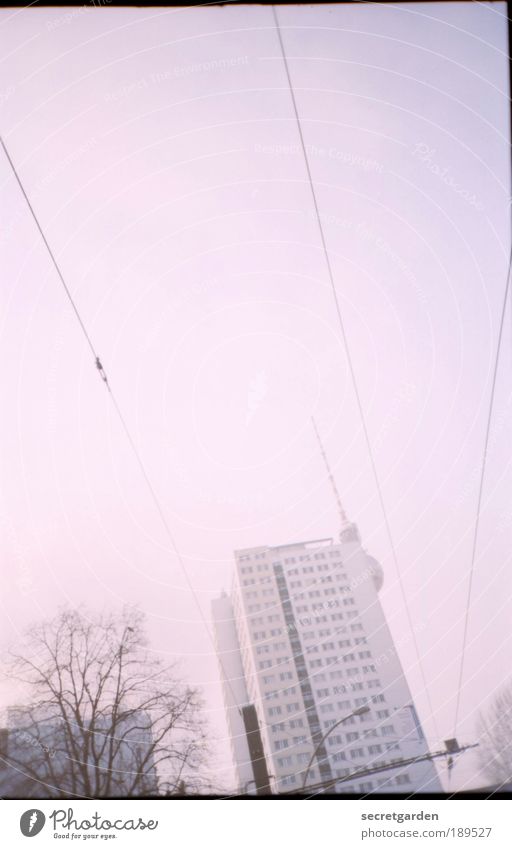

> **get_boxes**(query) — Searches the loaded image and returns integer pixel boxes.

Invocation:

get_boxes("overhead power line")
[0,135,243,715]
[452,246,512,736]
[271,6,441,743]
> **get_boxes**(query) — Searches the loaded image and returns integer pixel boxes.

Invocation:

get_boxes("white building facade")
[213,516,442,795]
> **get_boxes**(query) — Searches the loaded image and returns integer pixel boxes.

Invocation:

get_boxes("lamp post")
[301,705,371,790]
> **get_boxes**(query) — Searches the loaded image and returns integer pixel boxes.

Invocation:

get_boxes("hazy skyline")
[1,2,512,791]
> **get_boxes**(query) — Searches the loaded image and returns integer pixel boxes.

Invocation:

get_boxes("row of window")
[332,773,411,790]
[306,647,373,664]
[271,718,305,732]
[267,704,302,717]
[287,568,349,582]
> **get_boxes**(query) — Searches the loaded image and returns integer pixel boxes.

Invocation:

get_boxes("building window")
[264,690,279,701]
[381,725,395,736]
[359,782,373,793]
[395,774,411,785]
[350,748,364,759]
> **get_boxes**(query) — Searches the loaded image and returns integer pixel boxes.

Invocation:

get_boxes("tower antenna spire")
[311,418,359,543]
[311,418,347,525]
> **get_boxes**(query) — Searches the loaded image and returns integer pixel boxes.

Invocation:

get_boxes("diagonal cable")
[271,6,441,742]
[0,134,244,715]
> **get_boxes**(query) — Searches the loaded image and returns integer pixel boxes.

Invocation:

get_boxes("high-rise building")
[212,508,442,795]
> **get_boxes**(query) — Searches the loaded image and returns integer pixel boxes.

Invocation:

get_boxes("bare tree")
[1,607,209,798]
[477,680,512,786]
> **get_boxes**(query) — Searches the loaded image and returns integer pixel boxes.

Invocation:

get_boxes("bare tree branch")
[1,607,209,798]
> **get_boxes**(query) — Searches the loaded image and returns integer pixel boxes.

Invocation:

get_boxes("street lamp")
[301,705,371,790]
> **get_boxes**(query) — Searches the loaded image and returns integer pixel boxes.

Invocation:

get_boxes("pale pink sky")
[1,2,511,790]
